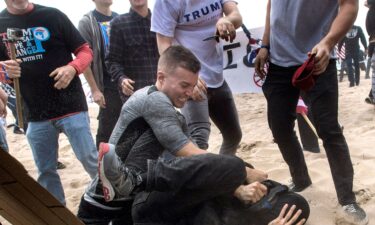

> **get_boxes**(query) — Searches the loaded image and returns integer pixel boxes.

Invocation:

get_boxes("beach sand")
[1,73,374,225]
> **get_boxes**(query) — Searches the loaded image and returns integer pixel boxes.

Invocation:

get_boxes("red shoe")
[98,142,115,201]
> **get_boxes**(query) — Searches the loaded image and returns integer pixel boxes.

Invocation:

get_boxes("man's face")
[158,67,198,108]
[129,0,147,8]
[94,0,113,7]
[5,0,29,13]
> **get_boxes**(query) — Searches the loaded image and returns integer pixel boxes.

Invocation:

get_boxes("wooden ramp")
[0,149,84,225]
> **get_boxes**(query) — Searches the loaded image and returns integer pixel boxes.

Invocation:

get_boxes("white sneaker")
[98,142,116,201]
[337,203,369,225]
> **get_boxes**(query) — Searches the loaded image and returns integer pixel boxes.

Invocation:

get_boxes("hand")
[216,17,236,42]
[121,78,135,96]
[234,181,268,204]
[269,204,306,225]
[0,59,22,78]
[254,48,269,79]
[310,41,331,75]
[92,89,106,108]
[191,77,207,101]
[246,167,268,184]
[49,65,76,89]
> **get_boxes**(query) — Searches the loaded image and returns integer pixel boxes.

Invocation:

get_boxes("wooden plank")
[0,150,62,207]
[4,183,67,225]
[0,187,47,225]
[0,209,24,225]
[0,168,16,185]
[0,150,84,225]
[51,208,85,225]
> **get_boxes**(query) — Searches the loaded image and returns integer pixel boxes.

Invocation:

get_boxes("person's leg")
[77,195,133,225]
[180,97,210,150]
[133,154,246,224]
[0,123,9,152]
[208,81,242,155]
[346,57,355,87]
[57,112,98,179]
[262,63,311,189]
[365,57,371,79]
[372,55,375,98]
[96,88,123,149]
[26,120,65,204]
[306,60,355,205]
[353,55,360,86]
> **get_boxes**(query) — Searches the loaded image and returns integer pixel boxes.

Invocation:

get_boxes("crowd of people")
[0,0,371,225]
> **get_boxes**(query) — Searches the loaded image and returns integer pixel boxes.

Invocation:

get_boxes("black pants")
[132,154,246,225]
[345,54,360,86]
[96,88,122,148]
[262,60,355,205]
[77,196,133,225]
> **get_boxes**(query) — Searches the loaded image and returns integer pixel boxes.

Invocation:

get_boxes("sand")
[1,73,374,225]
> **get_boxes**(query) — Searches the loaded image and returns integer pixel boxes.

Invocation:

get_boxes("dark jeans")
[296,95,320,153]
[132,154,246,225]
[77,195,133,225]
[181,81,242,155]
[262,60,355,205]
[96,87,122,148]
[345,54,360,86]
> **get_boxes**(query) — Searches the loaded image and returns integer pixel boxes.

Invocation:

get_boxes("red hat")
[292,54,318,91]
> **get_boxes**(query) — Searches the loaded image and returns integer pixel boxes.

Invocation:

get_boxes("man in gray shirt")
[78,45,278,225]
[255,0,368,224]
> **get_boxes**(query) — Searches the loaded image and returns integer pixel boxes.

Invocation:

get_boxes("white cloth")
[151,0,236,88]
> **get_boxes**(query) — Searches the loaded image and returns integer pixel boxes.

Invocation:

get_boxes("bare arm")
[156,33,173,55]
[311,0,358,74]
[175,141,207,157]
[254,0,271,77]
[82,67,105,108]
[216,2,243,42]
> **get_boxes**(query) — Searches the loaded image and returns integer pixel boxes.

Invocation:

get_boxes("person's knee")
[190,125,210,150]
[204,154,246,185]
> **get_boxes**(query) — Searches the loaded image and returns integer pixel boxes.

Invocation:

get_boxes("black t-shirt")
[0,4,88,121]
[92,9,118,89]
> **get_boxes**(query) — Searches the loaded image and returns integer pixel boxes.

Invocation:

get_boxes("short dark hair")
[158,45,201,74]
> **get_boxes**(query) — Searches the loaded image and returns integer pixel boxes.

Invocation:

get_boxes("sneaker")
[98,142,137,202]
[13,126,24,134]
[288,180,312,192]
[365,97,375,105]
[98,142,116,202]
[56,161,66,170]
[338,203,369,225]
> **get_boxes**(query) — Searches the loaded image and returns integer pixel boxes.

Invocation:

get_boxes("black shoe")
[365,97,375,105]
[13,126,24,134]
[338,203,369,225]
[57,161,66,170]
[349,83,355,87]
[288,180,312,192]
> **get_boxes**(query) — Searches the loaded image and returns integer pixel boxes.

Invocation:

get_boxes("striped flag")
[335,43,346,60]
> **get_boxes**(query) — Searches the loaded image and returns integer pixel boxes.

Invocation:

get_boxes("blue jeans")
[180,81,242,155]
[26,112,98,205]
[0,121,8,152]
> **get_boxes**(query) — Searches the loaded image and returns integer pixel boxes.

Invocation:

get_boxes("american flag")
[335,43,346,60]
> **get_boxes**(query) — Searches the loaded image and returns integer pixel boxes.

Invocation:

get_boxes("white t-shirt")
[151,0,236,88]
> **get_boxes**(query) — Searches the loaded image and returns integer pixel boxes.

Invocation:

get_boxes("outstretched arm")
[311,0,358,75]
